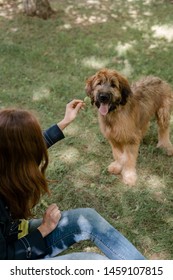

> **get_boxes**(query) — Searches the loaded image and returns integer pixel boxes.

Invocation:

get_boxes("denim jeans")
[29,208,145,260]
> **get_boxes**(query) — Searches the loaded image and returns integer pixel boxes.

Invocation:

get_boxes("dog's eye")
[111,82,116,88]
[97,81,102,86]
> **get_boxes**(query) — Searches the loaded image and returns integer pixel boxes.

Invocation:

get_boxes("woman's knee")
[61,208,100,229]
[77,208,104,226]
[75,208,99,220]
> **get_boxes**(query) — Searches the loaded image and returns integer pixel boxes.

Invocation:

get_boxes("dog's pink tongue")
[99,104,109,116]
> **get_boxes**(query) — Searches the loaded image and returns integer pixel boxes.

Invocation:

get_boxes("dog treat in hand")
[84,96,91,106]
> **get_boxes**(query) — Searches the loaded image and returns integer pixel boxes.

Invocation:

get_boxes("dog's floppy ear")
[85,75,95,105]
[118,74,132,105]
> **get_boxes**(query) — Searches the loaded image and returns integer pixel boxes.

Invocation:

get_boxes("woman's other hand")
[38,204,61,237]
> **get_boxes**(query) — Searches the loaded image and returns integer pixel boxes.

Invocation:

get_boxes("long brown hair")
[0,108,50,219]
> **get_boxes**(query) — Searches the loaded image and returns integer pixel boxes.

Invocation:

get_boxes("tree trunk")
[23,0,55,19]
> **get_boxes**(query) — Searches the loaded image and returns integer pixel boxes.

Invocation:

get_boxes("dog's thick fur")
[85,68,173,186]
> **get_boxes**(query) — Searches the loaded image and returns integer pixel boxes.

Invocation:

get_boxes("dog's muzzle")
[96,92,112,105]
[95,92,121,116]
[98,93,111,103]
[95,92,112,116]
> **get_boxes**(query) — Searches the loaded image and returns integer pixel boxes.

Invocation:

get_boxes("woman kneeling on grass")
[0,100,145,260]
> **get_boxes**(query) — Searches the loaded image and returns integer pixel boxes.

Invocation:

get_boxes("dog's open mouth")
[99,103,109,116]
[95,93,111,116]
[96,97,121,116]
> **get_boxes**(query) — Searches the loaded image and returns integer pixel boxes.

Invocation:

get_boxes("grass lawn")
[0,0,173,259]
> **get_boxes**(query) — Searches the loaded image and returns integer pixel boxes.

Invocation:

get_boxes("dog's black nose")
[99,93,109,103]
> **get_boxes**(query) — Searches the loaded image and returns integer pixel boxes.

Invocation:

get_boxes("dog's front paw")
[122,171,137,186]
[108,162,122,175]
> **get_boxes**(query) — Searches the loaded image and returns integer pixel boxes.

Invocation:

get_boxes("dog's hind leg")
[156,107,173,156]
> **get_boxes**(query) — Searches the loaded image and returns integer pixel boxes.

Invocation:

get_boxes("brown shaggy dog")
[85,68,173,186]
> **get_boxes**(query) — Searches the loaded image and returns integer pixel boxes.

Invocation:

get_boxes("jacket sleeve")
[43,124,65,148]
[13,229,47,260]
[0,227,47,260]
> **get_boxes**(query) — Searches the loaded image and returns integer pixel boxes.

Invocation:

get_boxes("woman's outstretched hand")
[57,99,85,130]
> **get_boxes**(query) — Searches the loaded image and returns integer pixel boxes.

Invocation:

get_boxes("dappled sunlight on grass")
[59,147,80,164]
[128,7,138,19]
[63,0,162,29]
[79,160,101,177]
[75,14,107,25]
[82,56,110,69]
[145,175,166,190]
[121,59,134,77]
[69,160,101,188]
[152,191,166,203]
[152,24,173,42]
[115,42,134,56]
[69,175,94,190]
[150,252,171,260]
[142,236,171,260]
[139,173,167,203]
[0,0,22,19]
[64,2,108,27]
[65,123,81,136]
[88,14,107,23]
[32,87,51,101]
[58,23,72,30]
[148,42,162,49]
[143,0,154,4]
[165,215,173,225]
[142,235,154,252]
[86,0,100,4]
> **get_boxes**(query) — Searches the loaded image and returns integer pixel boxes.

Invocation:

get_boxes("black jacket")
[0,124,64,259]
